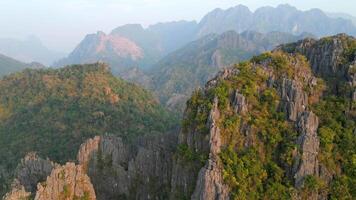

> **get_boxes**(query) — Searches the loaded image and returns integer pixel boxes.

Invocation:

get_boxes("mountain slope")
[0,54,29,76]
[0,63,177,195]
[54,31,146,75]
[149,30,312,111]
[0,53,44,77]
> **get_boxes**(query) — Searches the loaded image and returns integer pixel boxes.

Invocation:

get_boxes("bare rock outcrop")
[78,133,177,200]
[77,136,101,170]
[15,152,55,194]
[232,90,247,114]
[293,111,320,188]
[281,34,350,76]
[35,162,96,200]
[3,152,55,200]
[191,159,229,200]
[278,78,308,121]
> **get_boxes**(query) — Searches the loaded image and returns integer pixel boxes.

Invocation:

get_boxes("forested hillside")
[0,63,178,195]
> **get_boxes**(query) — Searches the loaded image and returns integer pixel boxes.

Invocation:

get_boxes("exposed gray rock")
[293,111,320,188]
[14,152,55,194]
[170,93,215,198]
[232,90,247,114]
[191,159,229,200]
[82,133,177,200]
[278,78,308,121]
[280,34,356,86]
[286,36,347,76]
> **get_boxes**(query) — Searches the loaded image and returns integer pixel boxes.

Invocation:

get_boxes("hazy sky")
[1,0,355,53]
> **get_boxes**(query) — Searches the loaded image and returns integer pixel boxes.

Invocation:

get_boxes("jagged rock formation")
[15,152,55,194]
[171,34,355,199]
[278,78,309,121]
[35,162,96,200]
[232,90,248,114]
[3,152,55,200]
[293,111,320,188]
[280,34,356,93]
[77,133,177,200]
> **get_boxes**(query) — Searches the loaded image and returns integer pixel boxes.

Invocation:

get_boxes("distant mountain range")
[55,4,356,75]
[327,12,356,26]
[0,53,45,77]
[0,36,64,66]
[197,4,356,37]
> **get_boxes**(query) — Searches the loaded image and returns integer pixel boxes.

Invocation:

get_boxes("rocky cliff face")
[293,111,320,188]
[170,49,321,199]
[76,133,177,200]
[280,34,356,95]
[171,34,355,199]
[15,152,55,194]
[190,97,230,200]
[3,152,55,199]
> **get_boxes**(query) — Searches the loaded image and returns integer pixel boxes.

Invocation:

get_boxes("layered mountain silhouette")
[55,4,356,76]
[197,4,356,37]
[0,53,45,77]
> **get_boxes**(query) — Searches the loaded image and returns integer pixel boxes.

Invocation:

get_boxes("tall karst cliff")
[170,33,355,199]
